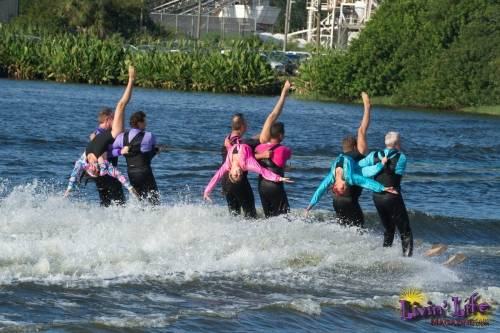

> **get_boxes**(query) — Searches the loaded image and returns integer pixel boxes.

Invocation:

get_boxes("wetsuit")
[220,134,260,218]
[255,143,292,217]
[206,143,282,218]
[112,129,159,205]
[365,148,413,256]
[309,154,386,223]
[333,150,366,227]
[86,129,115,158]
[92,128,125,206]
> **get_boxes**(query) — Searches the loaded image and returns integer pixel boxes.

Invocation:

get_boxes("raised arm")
[259,81,291,143]
[111,66,136,138]
[357,92,371,155]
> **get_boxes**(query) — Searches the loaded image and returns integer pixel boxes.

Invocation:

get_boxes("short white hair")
[385,131,401,148]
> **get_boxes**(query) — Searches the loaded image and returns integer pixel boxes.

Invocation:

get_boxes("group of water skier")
[65,66,414,257]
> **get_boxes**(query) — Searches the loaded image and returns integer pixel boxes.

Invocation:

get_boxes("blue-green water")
[0,79,499,332]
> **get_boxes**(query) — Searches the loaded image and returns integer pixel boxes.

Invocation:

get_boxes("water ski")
[443,253,467,267]
[425,243,448,257]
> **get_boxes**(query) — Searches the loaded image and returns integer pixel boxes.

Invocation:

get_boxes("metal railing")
[150,12,256,38]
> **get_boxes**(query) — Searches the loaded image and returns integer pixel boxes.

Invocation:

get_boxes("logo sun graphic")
[400,287,426,305]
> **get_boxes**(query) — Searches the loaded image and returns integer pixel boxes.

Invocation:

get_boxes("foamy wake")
[0,181,461,293]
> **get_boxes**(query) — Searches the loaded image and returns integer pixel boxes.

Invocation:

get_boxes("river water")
[0,79,499,332]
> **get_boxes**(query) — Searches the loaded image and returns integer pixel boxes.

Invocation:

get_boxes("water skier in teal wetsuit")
[358,131,413,256]
[305,153,397,221]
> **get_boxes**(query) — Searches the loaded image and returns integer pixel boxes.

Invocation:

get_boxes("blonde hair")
[385,131,401,148]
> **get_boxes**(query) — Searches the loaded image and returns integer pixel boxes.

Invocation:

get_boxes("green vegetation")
[295,0,500,110]
[459,105,500,116]
[15,0,163,39]
[0,27,279,93]
[2,0,498,113]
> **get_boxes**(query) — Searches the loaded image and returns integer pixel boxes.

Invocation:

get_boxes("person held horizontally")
[305,152,397,219]
[204,143,293,203]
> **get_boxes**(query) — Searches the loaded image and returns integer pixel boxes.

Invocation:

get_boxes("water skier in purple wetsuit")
[111,111,161,205]
[64,66,136,199]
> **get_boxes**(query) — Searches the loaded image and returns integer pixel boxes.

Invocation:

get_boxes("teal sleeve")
[396,153,407,175]
[357,151,376,168]
[309,167,335,207]
[350,173,385,192]
[360,162,384,177]
[343,156,384,192]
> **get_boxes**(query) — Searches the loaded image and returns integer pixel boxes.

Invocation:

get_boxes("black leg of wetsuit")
[222,174,242,215]
[373,193,413,257]
[95,175,125,207]
[221,173,257,218]
[333,195,364,227]
[258,178,290,218]
[128,167,160,205]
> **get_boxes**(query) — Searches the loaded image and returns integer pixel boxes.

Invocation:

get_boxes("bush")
[296,0,500,109]
[0,26,280,94]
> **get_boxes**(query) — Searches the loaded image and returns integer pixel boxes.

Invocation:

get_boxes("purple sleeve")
[111,133,125,157]
[141,132,155,152]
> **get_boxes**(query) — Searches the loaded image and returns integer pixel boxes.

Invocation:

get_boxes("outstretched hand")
[384,187,399,195]
[203,193,213,203]
[280,177,294,183]
[63,189,71,198]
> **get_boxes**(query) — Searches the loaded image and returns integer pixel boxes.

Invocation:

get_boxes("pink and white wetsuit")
[204,144,282,196]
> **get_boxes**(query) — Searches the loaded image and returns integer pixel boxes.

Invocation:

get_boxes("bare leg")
[112,66,136,138]
[259,81,291,143]
[357,92,371,155]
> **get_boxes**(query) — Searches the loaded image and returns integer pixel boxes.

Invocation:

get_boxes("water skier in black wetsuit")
[333,92,372,227]
[362,131,413,256]
[219,82,292,218]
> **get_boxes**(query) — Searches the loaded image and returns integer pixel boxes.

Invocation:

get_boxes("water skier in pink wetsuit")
[203,144,293,203]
